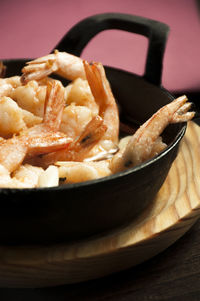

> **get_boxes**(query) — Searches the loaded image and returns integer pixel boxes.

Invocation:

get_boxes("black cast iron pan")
[1,13,186,245]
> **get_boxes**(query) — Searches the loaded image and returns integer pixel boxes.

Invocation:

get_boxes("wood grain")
[0,121,200,288]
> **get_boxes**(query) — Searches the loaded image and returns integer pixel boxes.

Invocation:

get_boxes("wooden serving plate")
[0,121,200,288]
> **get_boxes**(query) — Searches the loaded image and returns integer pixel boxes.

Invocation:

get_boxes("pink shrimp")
[0,81,72,173]
[29,60,120,167]
[21,50,86,84]
[83,60,119,145]
[110,95,195,173]
[32,115,107,168]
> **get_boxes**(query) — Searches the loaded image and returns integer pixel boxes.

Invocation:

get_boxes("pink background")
[0,0,200,93]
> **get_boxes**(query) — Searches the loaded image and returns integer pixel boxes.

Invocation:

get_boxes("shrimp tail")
[110,95,195,173]
[170,99,195,122]
[21,50,85,84]
[83,60,119,144]
[43,81,65,131]
[75,115,107,149]
[34,115,107,168]
[26,132,72,157]
[21,60,57,84]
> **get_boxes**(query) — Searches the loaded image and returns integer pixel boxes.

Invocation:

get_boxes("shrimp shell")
[110,95,195,173]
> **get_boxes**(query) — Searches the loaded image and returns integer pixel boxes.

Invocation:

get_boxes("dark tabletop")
[0,216,200,301]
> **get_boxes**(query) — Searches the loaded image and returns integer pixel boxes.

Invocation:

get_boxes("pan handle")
[53,13,169,86]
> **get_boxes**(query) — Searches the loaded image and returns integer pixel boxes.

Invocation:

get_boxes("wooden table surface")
[0,216,199,300]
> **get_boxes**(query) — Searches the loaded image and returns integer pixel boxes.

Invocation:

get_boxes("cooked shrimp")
[79,61,119,160]
[12,76,71,119]
[0,132,71,175]
[0,96,41,138]
[11,79,47,117]
[66,78,99,114]
[60,104,94,138]
[32,61,120,166]
[13,164,44,188]
[57,95,194,184]
[38,165,59,187]
[0,164,28,188]
[21,81,72,157]
[0,81,72,174]
[34,115,107,168]
[0,76,21,98]
[110,95,195,173]
[21,55,119,154]
[0,137,29,174]
[52,115,107,162]
[21,50,86,84]
[12,78,97,138]
[20,108,42,128]
[83,61,119,144]
[56,160,111,184]
[0,163,44,188]
[0,96,27,137]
